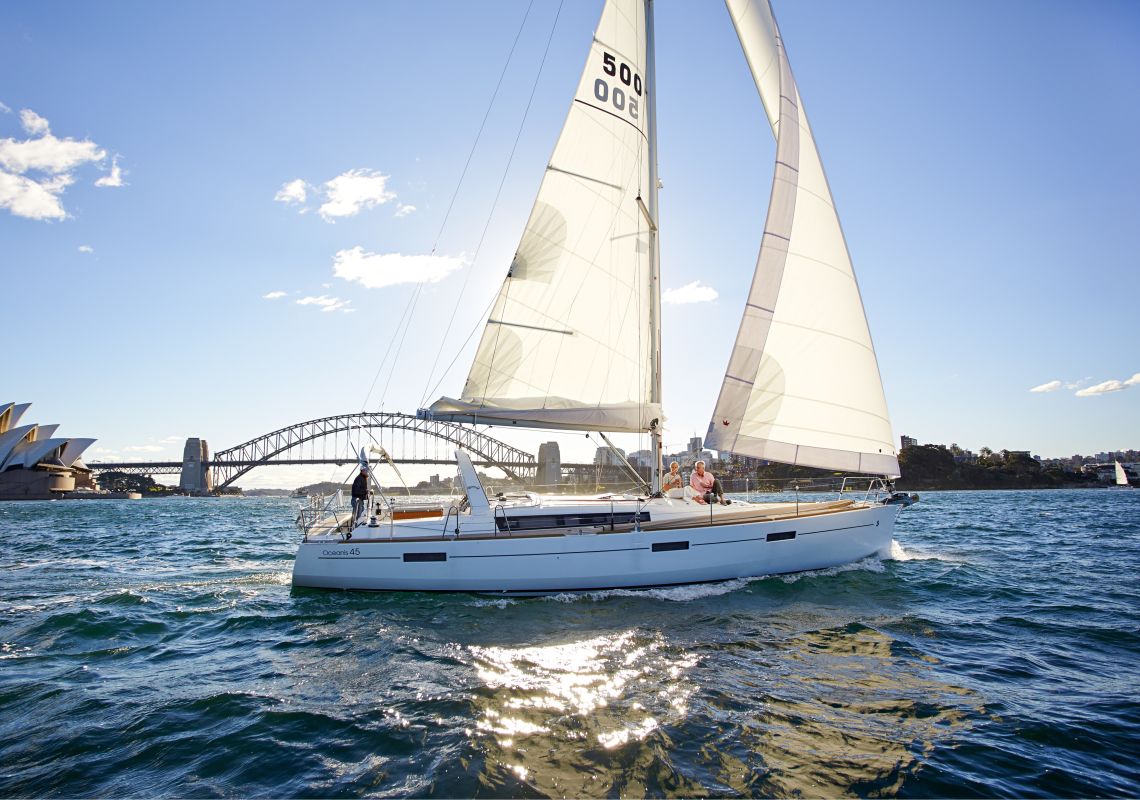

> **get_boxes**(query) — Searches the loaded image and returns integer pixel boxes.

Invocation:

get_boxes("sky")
[3,0,1138,489]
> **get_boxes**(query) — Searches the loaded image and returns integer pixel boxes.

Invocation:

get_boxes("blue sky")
[3,0,1138,488]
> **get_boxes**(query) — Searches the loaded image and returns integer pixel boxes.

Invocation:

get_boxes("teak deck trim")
[306,500,862,545]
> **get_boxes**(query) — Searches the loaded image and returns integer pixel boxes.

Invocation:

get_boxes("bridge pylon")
[179,438,213,494]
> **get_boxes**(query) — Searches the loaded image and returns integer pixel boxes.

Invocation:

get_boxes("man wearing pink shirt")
[690,460,728,505]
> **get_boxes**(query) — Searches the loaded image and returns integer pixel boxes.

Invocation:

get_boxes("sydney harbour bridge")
[83,411,599,492]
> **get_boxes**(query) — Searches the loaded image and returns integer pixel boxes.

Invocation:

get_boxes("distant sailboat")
[293,0,916,593]
[1113,460,1131,488]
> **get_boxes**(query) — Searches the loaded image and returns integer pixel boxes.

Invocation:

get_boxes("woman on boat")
[662,461,684,497]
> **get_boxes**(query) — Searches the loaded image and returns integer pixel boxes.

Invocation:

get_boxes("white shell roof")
[2,438,68,471]
[0,403,96,473]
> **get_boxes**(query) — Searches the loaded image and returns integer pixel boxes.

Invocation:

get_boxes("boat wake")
[548,578,757,604]
[528,556,896,603]
[774,555,886,583]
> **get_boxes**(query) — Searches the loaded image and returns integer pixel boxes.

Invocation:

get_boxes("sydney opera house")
[0,402,96,500]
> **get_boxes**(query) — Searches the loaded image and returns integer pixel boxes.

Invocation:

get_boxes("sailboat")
[292,0,915,593]
[1113,460,1131,488]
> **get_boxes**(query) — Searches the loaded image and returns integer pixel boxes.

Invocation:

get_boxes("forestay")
[705,0,900,476]
[429,0,659,433]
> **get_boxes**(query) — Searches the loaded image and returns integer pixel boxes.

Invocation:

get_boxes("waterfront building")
[0,402,95,500]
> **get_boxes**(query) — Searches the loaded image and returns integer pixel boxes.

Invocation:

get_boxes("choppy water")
[1,490,1138,798]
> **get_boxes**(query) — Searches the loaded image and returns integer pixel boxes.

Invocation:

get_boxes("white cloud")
[159,435,183,444]
[297,294,352,313]
[274,178,308,205]
[78,244,93,253]
[318,169,395,221]
[1029,380,1062,393]
[333,247,465,289]
[0,130,105,174]
[1075,373,1140,397]
[0,108,118,220]
[395,202,416,218]
[0,101,10,114]
[123,444,164,453]
[94,156,124,187]
[663,280,719,305]
[0,169,69,219]
[20,109,50,136]
[262,290,287,299]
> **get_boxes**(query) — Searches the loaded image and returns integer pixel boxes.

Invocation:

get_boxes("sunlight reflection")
[466,629,700,794]
[461,622,980,797]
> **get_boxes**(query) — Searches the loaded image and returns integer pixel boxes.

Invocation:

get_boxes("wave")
[887,540,966,563]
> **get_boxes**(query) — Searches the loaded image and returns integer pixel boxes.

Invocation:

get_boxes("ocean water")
[1,490,1137,798]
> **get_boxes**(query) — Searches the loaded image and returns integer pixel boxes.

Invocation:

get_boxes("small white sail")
[1115,460,1129,486]
[706,0,899,476]
[429,0,659,433]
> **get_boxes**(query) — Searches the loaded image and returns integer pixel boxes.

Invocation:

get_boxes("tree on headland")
[895,444,1094,490]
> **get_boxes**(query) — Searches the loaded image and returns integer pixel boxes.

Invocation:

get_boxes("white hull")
[292,499,899,594]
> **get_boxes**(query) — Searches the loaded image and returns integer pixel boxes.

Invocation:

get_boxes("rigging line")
[422,291,499,404]
[379,280,427,407]
[363,0,535,417]
[427,0,535,257]
[422,0,567,407]
[359,285,421,411]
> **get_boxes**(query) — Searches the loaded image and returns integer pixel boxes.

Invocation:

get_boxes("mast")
[646,0,663,493]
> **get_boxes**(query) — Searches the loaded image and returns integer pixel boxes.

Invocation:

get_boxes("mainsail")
[706,0,900,476]
[429,0,659,433]
[1115,460,1129,486]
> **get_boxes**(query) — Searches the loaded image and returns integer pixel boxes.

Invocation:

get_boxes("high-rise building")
[594,446,626,466]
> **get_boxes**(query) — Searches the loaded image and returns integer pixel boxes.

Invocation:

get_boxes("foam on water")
[888,538,972,563]
[545,577,756,604]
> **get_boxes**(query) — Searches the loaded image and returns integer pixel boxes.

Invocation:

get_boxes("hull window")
[404,552,448,562]
[766,531,796,542]
[652,541,690,552]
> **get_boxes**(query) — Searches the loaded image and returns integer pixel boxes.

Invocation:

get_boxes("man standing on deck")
[690,460,729,505]
[351,467,370,525]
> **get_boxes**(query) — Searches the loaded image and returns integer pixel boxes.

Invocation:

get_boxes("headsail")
[706,0,900,476]
[1115,460,1129,486]
[428,0,659,433]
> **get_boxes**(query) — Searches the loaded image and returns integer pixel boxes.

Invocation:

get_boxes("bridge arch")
[210,412,536,489]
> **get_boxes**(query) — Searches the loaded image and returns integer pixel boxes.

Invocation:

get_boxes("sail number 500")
[594,51,642,121]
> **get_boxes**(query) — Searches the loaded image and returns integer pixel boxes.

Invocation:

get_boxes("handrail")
[443,505,460,538]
